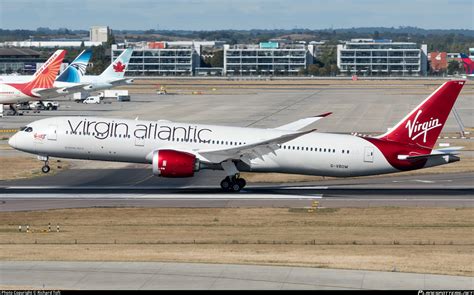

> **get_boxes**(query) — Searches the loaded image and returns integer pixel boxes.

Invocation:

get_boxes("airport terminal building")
[111,42,222,76]
[0,48,42,74]
[223,43,316,76]
[337,39,428,76]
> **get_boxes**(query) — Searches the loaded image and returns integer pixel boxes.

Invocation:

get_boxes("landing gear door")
[47,125,57,141]
[364,147,374,163]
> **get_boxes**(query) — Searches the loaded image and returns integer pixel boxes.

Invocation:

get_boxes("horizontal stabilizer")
[397,146,463,161]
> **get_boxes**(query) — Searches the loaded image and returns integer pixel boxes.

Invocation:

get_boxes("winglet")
[275,113,331,131]
[316,112,332,117]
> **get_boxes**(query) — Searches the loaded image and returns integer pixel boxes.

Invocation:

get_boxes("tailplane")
[377,80,465,150]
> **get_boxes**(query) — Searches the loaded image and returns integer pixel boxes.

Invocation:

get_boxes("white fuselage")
[0,75,123,104]
[9,116,404,177]
[0,83,33,104]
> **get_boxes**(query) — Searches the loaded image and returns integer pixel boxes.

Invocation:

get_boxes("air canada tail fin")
[377,80,465,149]
[99,48,133,80]
[56,48,92,83]
[24,50,66,91]
[460,53,474,75]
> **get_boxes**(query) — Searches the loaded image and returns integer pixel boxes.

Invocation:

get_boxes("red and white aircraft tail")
[6,49,66,98]
[377,80,465,150]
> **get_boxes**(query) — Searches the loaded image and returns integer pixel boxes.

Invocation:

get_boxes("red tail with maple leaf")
[99,48,133,79]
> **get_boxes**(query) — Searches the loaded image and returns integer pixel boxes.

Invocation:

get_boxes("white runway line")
[3,185,330,190]
[0,194,323,200]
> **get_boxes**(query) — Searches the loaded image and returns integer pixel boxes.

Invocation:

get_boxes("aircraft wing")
[32,84,89,98]
[107,78,134,86]
[275,112,332,131]
[198,129,316,164]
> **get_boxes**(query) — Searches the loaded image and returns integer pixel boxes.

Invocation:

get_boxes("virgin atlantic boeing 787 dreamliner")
[8,80,466,191]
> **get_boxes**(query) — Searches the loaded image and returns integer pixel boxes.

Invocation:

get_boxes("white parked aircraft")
[9,80,466,191]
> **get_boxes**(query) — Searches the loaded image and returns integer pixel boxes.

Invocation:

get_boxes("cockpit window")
[24,127,33,132]
[20,126,27,131]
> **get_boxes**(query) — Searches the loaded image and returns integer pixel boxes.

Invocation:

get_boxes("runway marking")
[3,185,330,190]
[278,186,329,190]
[0,194,323,200]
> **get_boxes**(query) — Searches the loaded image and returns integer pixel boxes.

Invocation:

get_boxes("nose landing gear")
[41,164,50,173]
[38,155,50,173]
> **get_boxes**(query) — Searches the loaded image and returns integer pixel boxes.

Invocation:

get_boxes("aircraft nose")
[8,133,17,149]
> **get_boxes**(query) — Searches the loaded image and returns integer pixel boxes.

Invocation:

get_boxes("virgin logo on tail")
[405,109,442,143]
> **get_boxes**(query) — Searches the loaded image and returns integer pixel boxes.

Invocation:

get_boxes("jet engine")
[152,150,200,178]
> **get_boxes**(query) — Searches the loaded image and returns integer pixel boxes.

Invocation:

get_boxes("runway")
[1,261,472,290]
[0,186,472,211]
[0,169,472,211]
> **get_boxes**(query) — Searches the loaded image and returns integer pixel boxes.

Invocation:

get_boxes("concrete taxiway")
[1,261,472,290]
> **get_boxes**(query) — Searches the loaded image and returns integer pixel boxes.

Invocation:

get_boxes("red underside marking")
[363,137,430,171]
[5,83,35,97]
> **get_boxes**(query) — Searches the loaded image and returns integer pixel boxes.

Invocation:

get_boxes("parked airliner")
[0,48,133,100]
[33,48,134,99]
[0,50,66,105]
[9,80,465,191]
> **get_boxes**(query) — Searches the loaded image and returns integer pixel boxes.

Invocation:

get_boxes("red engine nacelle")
[152,150,199,178]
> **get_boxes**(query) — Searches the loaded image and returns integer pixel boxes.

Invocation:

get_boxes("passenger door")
[47,125,57,141]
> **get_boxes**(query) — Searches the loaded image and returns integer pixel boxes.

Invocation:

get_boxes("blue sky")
[1,0,473,30]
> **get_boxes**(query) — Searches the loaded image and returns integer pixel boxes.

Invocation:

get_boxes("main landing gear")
[220,175,247,192]
[220,160,246,192]
[38,155,50,173]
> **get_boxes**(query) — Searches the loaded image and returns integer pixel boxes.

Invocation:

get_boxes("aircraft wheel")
[220,177,231,190]
[236,178,246,189]
[42,165,50,173]
[230,181,241,192]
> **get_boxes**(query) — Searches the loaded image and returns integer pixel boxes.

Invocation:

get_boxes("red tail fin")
[24,50,66,93]
[460,53,474,75]
[377,80,465,149]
